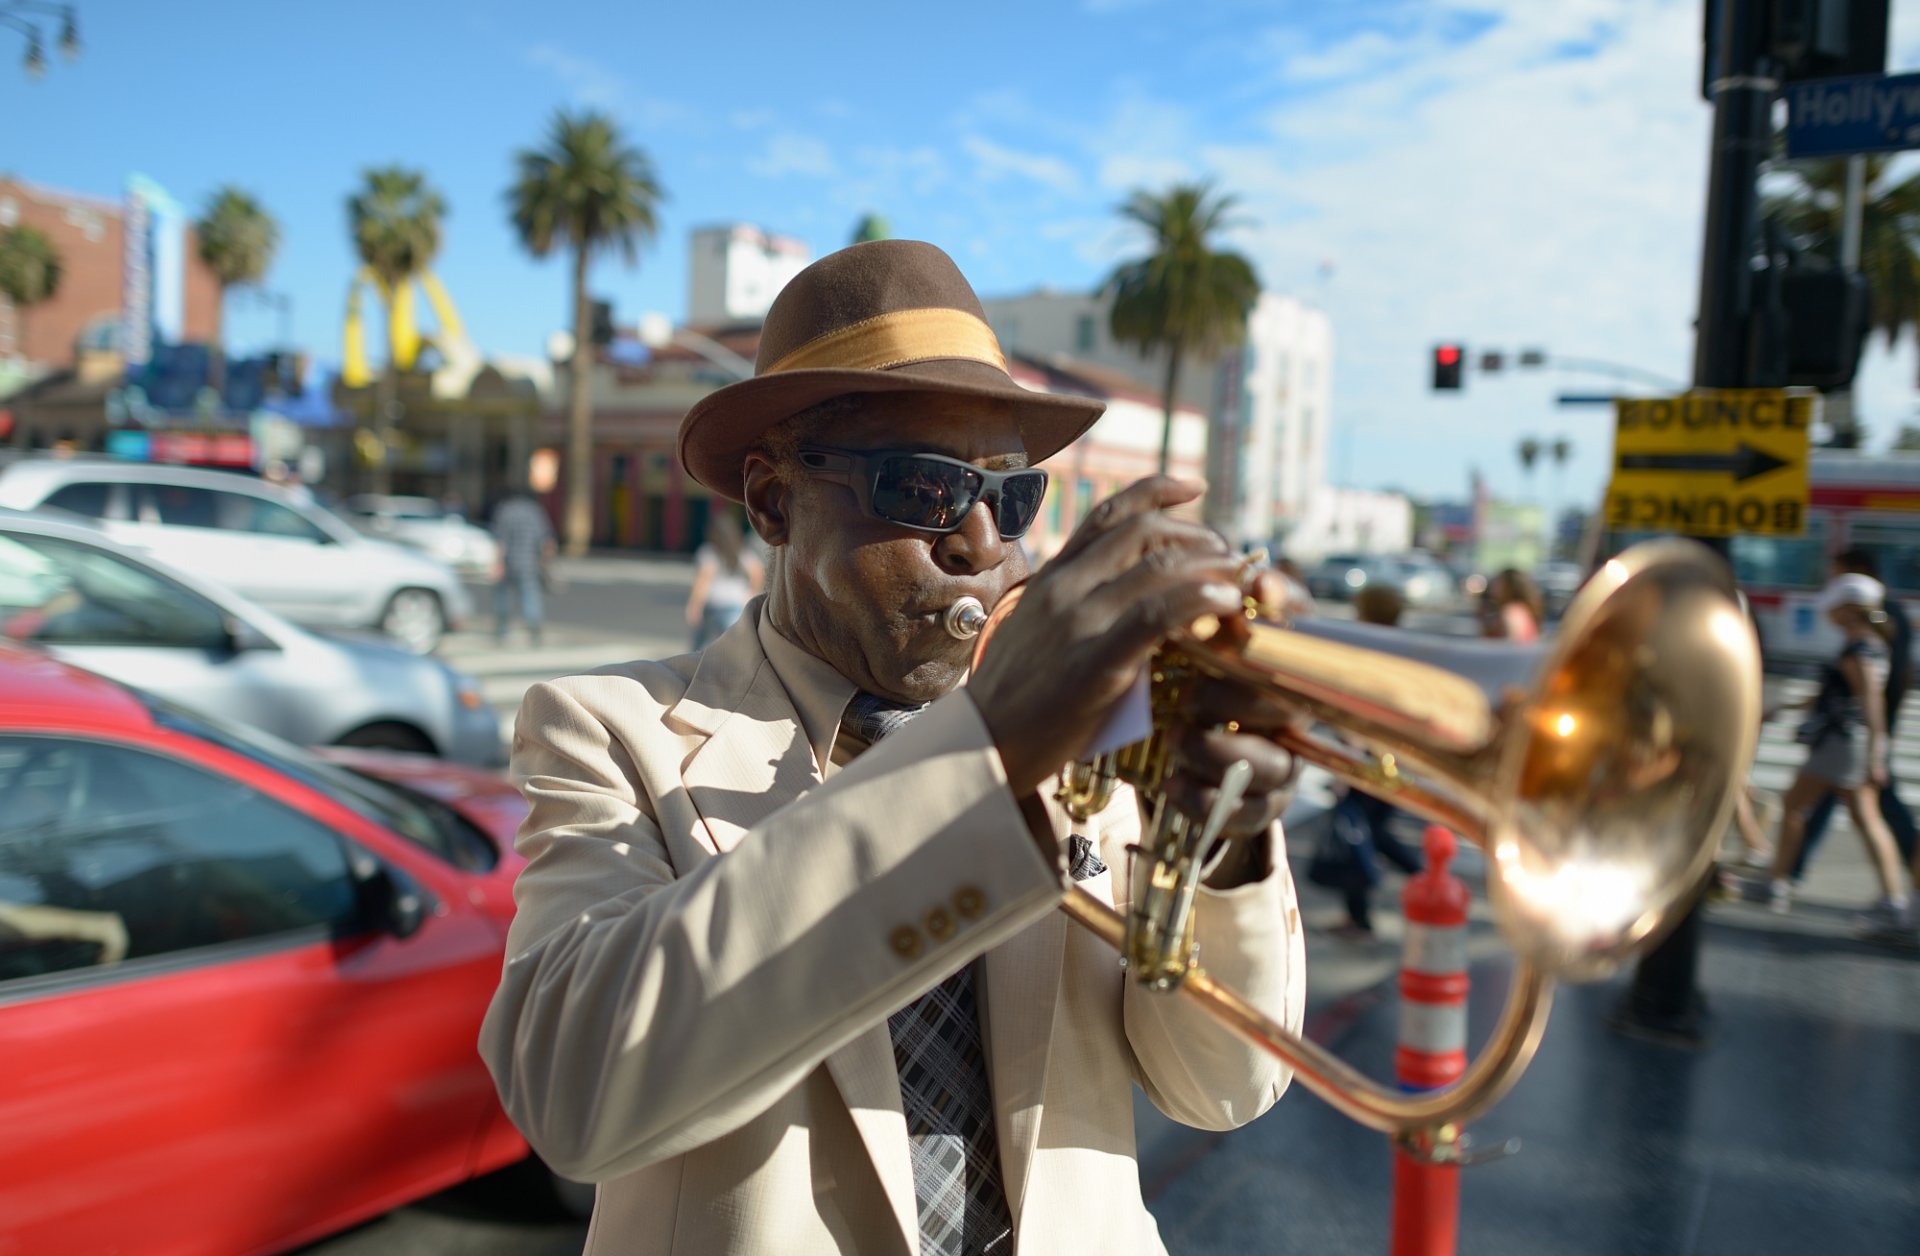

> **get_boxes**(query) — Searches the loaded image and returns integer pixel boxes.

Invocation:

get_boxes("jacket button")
[889,926,923,960]
[953,886,986,920]
[924,905,954,941]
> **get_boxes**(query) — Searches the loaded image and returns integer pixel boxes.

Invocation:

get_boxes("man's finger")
[1049,512,1231,601]
[1173,728,1301,796]
[1049,476,1206,566]
[1088,569,1246,668]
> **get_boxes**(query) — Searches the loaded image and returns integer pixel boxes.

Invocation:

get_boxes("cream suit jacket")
[479,600,1307,1255]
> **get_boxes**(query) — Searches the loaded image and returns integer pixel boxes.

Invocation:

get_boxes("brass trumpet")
[964,540,1760,1158]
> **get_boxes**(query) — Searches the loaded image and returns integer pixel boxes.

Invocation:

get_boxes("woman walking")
[1480,568,1544,643]
[1755,573,1912,932]
[685,510,764,652]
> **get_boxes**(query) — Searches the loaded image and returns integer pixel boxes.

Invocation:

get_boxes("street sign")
[1605,391,1814,537]
[1784,72,1920,157]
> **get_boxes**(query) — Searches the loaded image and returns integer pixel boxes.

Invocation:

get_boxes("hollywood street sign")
[1785,72,1920,158]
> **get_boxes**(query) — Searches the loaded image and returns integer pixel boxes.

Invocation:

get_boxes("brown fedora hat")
[678,239,1104,501]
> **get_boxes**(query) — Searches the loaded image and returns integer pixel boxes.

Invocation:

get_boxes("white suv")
[0,459,471,654]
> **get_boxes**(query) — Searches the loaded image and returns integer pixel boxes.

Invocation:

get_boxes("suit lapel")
[672,608,824,854]
[982,909,1066,1226]
[670,607,920,1246]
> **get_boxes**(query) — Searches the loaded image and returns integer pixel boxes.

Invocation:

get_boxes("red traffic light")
[1436,345,1461,366]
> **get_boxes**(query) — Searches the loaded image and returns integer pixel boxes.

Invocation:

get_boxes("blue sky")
[8,0,1920,505]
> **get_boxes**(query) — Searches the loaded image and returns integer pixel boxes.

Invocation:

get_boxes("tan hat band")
[762,307,1009,376]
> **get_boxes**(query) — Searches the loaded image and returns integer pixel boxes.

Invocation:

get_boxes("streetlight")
[1,3,79,77]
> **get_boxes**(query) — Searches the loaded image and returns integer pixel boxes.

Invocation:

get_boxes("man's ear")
[742,453,791,548]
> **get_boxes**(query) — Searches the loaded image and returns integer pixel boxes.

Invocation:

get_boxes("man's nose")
[931,498,1008,576]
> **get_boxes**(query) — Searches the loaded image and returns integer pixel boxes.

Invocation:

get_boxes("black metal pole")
[1692,0,1774,393]
[1615,0,1775,1047]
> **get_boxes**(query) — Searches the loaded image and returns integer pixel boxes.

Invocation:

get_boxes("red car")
[0,643,569,1255]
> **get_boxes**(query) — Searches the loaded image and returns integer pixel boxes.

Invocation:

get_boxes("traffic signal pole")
[1617,0,1775,1045]
[1692,0,1775,393]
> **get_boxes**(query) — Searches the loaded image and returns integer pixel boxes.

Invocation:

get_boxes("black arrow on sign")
[1615,443,1792,484]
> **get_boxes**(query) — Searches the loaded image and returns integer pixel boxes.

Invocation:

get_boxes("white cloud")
[962,136,1082,195]
[525,43,692,132]
[747,132,838,179]
[1051,0,1739,502]
[730,108,775,130]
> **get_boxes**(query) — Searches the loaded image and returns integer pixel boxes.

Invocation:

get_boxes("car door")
[207,489,366,625]
[106,481,269,596]
[0,528,300,737]
[0,733,504,1256]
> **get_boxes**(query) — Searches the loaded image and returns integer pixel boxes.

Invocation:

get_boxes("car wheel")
[380,588,446,654]
[335,721,438,756]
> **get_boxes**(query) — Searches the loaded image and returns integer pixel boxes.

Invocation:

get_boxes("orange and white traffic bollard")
[1389,825,1470,1256]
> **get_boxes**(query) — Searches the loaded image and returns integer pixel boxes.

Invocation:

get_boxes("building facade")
[978,287,1333,547]
[686,225,812,326]
[0,176,219,372]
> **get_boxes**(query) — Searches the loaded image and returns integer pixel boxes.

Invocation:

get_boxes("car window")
[132,484,221,530]
[143,698,498,872]
[43,482,114,519]
[221,494,330,544]
[0,736,361,984]
[0,531,230,650]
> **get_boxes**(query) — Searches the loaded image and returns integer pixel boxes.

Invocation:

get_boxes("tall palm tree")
[507,109,664,557]
[0,226,63,362]
[348,166,447,494]
[1766,154,1920,364]
[1517,437,1542,503]
[195,187,279,400]
[1105,182,1260,503]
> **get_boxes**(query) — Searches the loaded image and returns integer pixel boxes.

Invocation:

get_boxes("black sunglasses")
[795,446,1049,539]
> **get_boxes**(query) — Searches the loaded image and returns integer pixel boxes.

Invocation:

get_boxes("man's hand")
[968,477,1245,800]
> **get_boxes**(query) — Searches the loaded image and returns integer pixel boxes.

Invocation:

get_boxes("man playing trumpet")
[481,240,1307,1256]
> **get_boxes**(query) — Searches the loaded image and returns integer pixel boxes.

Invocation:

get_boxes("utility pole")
[1614,0,1776,1048]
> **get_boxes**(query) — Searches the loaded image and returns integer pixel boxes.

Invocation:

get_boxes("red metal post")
[1389,825,1470,1256]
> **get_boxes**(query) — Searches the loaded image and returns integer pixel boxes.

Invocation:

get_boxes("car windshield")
[138,693,496,871]
[0,529,229,649]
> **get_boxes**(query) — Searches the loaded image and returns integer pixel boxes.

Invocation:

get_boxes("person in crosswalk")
[1791,546,1916,881]
[1754,572,1912,931]
[479,240,1307,1256]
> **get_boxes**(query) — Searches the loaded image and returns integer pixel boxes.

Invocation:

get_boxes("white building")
[687,224,811,325]
[979,287,1333,547]
[1285,486,1414,561]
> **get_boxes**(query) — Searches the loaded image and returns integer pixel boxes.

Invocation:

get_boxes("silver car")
[0,459,471,654]
[343,494,500,580]
[0,509,503,765]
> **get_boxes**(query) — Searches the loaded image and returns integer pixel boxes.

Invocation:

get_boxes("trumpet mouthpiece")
[945,596,987,640]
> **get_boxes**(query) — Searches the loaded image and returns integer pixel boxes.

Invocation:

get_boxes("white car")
[0,508,503,763]
[343,495,499,580]
[0,460,471,654]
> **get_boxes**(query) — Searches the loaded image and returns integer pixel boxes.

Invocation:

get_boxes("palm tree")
[1517,437,1542,503]
[0,226,63,361]
[1105,182,1261,501]
[348,166,447,494]
[1766,154,1920,361]
[507,109,664,557]
[195,187,279,400]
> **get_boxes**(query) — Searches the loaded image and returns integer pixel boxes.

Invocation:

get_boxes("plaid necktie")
[840,692,1014,1256]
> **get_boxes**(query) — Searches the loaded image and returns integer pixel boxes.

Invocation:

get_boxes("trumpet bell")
[1483,541,1761,979]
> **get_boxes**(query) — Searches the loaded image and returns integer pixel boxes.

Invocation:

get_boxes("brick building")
[0,176,219,369]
